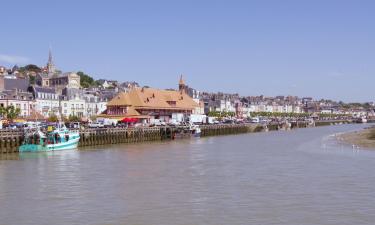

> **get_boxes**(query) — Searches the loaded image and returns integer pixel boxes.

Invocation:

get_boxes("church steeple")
[48,48,53,65]
[46,47,56,74]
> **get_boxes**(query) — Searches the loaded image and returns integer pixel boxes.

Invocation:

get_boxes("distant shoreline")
[338,127,375,149]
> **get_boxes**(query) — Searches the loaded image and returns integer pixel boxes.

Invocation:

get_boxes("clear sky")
[1,0,374,102]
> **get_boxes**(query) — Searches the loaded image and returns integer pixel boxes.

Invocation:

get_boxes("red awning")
[121,117,138,123]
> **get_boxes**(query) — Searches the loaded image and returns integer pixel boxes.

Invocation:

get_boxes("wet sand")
[339,127,375,149]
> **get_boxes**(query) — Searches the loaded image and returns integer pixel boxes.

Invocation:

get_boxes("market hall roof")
[107,87,199,110]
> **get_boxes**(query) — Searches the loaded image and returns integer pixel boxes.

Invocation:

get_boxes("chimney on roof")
[179,74,185,85]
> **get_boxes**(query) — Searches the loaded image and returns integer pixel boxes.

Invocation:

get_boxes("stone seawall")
[200,124,263,136]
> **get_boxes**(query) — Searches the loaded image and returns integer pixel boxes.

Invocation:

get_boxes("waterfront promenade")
[0,119,354,153]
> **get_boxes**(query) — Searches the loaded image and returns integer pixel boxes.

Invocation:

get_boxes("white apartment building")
[29,86,60,117]
[84,93,107,117]
[60,97,86,118]
[217,99,236,112]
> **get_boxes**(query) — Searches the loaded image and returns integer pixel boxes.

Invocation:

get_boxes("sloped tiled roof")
[107,92,132,106]
[34,86,56,94]
[4,78,29,91]
[126,106,141,116]
[107,87,199,110]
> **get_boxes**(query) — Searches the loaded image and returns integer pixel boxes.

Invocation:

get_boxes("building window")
[167,101,176,106]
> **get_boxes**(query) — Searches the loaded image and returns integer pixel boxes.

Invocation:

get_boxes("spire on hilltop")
[46,46,56,74]
[48,47,53,65]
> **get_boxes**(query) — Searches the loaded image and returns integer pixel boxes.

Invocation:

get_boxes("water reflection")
[0,153,20,160]
[0,124,375,225]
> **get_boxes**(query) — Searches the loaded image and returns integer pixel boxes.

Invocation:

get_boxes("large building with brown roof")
[101,86,199,122]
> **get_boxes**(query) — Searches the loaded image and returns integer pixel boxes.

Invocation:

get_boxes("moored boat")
[355,117,368,123]
[19,124,80,152]
[190,124,201,137]
[172,124,201,139]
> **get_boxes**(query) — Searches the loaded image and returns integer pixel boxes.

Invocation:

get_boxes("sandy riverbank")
[338,127,375,149]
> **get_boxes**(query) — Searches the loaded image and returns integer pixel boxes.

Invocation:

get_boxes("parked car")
[67,122,80,129]
[96,118,118,127]
[88,122,104,128]
[150,119,166,126]
[168,120,180,126]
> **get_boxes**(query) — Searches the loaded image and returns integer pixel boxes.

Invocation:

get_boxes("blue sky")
[1,0,374,102]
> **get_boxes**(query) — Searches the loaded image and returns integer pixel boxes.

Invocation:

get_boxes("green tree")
[62,116,71,123]
[18,64,42,73]
[29,75,36,85]
[0,106,6,118]
[47,114,59,122]
[24,64,41,72]
[77,71,97,88]
[5,106,21,120]
[68,115,80,122]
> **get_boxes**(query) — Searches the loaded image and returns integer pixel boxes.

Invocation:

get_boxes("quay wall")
[0,120,355,153]
[314,120,352,127]
[200,124,263,137]
[0,130,23,154]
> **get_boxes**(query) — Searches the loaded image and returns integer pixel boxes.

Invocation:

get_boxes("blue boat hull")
[19,138,80,152]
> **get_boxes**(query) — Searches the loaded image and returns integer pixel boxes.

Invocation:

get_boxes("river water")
[0,124,374,225]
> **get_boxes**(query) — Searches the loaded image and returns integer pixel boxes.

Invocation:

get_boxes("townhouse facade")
[0,89,35,117]
[28,86,60,117]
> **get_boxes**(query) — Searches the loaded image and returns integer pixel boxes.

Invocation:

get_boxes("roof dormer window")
[167,101,176,106]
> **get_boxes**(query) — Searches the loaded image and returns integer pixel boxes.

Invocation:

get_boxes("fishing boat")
[19,124,80,152]
[172,124,201,139]
[360,116,368,123]
[190,124,201,137]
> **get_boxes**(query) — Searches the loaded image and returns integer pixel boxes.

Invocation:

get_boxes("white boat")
[190,124,201,137]
[356,117,367,123]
